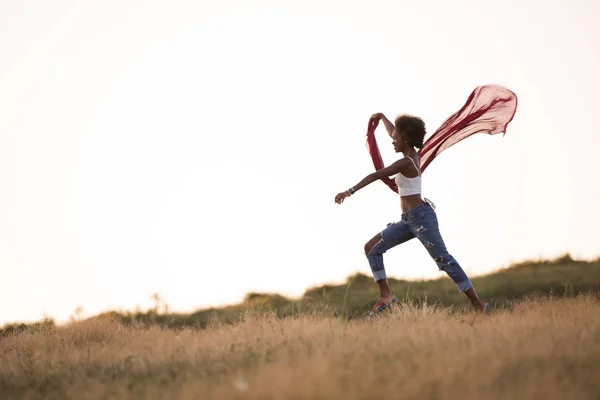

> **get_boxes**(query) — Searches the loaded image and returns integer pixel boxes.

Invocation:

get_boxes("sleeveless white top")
[395,157,421,196]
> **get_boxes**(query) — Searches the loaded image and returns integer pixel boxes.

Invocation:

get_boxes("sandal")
[484,303,491,316]
[369,296,398,318]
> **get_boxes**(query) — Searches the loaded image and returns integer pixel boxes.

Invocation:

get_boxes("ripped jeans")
[366,202,473,293]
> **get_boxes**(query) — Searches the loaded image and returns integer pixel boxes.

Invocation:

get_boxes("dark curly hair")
[394,115,426,149]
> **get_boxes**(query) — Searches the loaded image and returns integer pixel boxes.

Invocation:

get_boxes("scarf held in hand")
[366,84,518,193]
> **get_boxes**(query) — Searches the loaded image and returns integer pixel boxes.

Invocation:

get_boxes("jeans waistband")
[401,198,436,219]
[401,203,429,218]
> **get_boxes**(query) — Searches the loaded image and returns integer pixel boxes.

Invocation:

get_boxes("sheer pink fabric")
[365,84,518,194]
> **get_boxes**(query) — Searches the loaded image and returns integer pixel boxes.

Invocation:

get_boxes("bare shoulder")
[374,158,411,178]
[404,155,421,175]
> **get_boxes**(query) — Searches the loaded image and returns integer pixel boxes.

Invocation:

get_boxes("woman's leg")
[409,207,487,313]
[365,221,415,309]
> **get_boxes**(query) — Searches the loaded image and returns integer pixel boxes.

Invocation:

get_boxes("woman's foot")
[369,295,398,317]
[471,301,490,315]
[464,288,489,314]
[482,302,491,315]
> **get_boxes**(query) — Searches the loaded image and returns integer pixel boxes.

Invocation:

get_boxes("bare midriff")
[400,194,425,214]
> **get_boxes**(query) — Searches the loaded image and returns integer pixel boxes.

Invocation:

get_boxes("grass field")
[2,257,600,399]
[1,294,600,400]
[72,256,600,330]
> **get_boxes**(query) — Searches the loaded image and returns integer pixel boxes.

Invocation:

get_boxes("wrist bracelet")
[348,187,355,195]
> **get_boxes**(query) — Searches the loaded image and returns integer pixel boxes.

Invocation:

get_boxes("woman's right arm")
[372,113,395,137]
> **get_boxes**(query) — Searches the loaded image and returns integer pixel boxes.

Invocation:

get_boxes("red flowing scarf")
[366,84,518,193]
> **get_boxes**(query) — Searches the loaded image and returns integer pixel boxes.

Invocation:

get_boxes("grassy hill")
[3,295,599,399]
[2,254,599,335]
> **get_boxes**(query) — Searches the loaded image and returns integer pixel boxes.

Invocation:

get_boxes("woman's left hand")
[335,191,350,204]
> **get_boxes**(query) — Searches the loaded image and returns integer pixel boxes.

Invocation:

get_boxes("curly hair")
[394,115,426,149]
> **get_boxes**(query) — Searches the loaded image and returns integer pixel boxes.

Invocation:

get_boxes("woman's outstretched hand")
[335,191,350,204]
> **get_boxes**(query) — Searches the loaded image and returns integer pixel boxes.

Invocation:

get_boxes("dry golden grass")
[1,295,599,400]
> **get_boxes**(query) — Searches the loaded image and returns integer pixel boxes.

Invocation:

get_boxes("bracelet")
[348,187,355,195]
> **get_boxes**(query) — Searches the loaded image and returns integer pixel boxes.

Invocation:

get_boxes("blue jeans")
[366,202,473,293]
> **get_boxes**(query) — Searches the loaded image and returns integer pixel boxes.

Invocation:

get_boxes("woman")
[334,113,489,317]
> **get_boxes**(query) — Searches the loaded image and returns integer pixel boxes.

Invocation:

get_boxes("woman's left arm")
[335,159,407,204]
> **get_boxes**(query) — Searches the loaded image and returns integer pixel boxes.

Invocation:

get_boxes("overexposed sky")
[1,0,599,325]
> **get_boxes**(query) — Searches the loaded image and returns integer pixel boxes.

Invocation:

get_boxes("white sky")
[1,0,599,325]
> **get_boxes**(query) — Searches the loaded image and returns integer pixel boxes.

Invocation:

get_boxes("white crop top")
[395,157,422,196]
